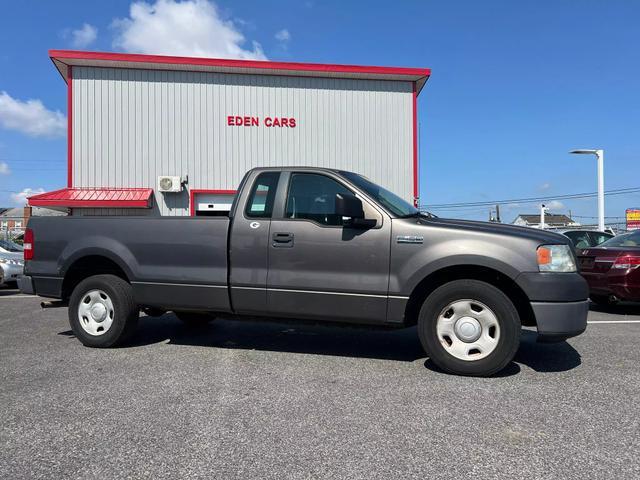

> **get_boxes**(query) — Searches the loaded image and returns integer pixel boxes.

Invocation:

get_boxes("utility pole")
[496,204,501,223]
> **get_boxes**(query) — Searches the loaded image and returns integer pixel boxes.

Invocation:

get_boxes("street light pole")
[596,150,605,232]
[540,204,548,229]
[570,149,605,231]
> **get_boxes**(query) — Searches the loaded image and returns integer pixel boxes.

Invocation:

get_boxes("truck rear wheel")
[417,279,521,377]
[68,274,139,348]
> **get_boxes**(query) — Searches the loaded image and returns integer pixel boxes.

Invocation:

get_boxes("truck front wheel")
[68,274,139,348]
[418,279,521,377]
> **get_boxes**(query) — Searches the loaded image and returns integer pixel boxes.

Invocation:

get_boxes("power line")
[421,187,640,210]
[571,215,626,219]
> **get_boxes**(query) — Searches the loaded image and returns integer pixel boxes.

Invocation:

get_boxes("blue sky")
[0,0,638,224]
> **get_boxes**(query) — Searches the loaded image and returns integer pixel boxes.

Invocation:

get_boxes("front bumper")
[531,300,589,343]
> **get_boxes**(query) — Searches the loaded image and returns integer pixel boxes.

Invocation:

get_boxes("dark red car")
[578,230,640,305]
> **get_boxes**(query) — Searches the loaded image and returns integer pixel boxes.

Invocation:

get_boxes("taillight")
[24,228,34,260]
[612,255,640,270]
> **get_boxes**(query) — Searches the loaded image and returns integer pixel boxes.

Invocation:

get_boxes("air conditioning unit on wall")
[157,176,182,193]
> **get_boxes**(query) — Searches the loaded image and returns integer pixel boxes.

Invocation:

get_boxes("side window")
[285,173,352,226]
[589,232,613,247]
[564,231,590,249]
[245,172,280,218]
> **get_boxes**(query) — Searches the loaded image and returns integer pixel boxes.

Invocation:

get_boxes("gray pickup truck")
[20,167,588,376]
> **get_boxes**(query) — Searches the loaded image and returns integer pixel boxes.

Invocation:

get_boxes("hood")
[417,217,570,245]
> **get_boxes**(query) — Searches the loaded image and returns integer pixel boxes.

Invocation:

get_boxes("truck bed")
[24,216,231,311]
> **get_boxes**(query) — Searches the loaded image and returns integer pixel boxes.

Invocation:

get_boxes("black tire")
[589,294,618,307]
[175,311,215,327]
[68,274,139,348]
[417,279,521,377]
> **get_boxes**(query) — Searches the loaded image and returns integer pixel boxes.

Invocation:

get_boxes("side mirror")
[335,193,376,229]
[335,193,364,219]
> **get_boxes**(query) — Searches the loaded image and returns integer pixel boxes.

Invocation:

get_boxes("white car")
[0,239,24,286]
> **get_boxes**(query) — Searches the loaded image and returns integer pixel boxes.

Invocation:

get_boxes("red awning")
[28,188,153,208]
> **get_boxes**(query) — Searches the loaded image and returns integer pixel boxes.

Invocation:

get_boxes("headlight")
[537,244,577,272]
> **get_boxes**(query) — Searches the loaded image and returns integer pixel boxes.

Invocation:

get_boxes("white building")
[513,214,580,229]
[29,50,430,216]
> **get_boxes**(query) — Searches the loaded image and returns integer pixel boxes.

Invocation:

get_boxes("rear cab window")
[245,172,280,218]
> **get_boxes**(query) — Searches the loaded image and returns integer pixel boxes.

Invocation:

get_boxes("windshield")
[0,239,23,252]
[599,231,640,248]
[339,171,418,217]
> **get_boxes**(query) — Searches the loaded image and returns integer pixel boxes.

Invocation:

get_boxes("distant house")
[0,206,67,233]
[512,214,580,229]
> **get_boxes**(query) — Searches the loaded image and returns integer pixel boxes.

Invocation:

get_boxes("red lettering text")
[227,115,296,127]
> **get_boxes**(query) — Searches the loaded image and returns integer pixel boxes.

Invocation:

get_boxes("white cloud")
[546,200,565,210]
[275,29,290,42]
[71,23,98,48]
[0,91,66,138]
[112,0,267,60]
[539,182,551,191]
[11,188,45,205]
[0,162,9,175]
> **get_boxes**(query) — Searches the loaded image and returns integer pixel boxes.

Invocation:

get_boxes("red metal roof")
[28,188,153,208]
[49,50,432,94]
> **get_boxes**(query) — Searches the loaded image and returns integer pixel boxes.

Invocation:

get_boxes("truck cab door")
[229,171,282,314]
[266,171,391,323]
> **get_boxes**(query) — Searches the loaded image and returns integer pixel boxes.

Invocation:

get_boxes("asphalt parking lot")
[1,287,639,479]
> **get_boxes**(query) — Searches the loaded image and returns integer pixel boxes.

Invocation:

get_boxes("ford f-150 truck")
[19,167,588,376]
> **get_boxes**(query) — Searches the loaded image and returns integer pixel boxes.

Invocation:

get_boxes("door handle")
[272,232,294,248]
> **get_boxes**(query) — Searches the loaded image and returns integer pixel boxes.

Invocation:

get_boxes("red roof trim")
[28,187,153,208]
[49,49,431,81]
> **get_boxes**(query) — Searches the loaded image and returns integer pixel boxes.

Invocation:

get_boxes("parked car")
[577,230,640,305]
[0,239,24,286]
[19,167,588,376]
[557,229,614,251]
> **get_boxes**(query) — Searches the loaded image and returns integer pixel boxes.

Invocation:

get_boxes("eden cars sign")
[227,116,297,128]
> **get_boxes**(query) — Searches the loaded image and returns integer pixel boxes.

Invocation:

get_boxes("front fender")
[389,224,540,295]
[395,254,522,296]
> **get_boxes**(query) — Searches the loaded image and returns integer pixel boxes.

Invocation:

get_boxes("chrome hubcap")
[436,299,500,361]
[77,290,114,336]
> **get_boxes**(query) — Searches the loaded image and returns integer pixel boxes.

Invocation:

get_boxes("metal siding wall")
[73,67,414,216]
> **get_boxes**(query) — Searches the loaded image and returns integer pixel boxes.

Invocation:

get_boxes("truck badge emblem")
[250,222,261,229]
[397,235,423,244]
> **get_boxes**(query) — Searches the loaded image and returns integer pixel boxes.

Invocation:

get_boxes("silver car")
[0,239,24,286]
